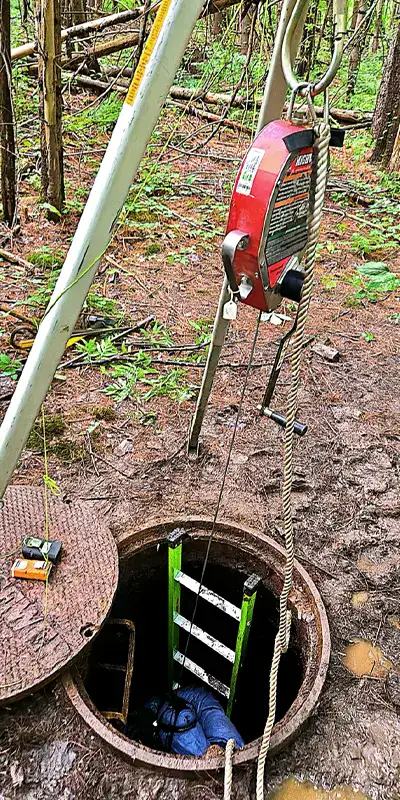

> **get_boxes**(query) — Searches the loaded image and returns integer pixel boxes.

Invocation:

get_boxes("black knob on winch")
[279,270,304,303]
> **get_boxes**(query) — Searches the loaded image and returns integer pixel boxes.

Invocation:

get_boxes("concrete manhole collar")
[63,518,330,774]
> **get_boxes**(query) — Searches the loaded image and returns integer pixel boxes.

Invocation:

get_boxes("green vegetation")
[28,246,64,269]
[86,292,122,317]
[92,405,117,421]
[0,354,23,380]
[101,351,194,404]
[27,412,66,450]
[350,231,397,257]
[362,332,375,343]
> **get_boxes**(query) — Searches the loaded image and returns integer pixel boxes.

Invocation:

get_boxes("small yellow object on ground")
[268,776,370,800]
[343,639,394,679]
[351,591,369,608]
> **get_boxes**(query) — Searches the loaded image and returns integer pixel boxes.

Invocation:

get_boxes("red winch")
[222,119,314,313]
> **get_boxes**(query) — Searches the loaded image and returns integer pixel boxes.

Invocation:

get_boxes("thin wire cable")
[177,311,262,687]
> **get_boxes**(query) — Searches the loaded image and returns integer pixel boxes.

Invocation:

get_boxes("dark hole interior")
[83,539,304,749]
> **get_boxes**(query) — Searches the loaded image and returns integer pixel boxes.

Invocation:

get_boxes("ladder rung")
[174,571,241,621]
[174,651,230,698]
[174,613,235,663]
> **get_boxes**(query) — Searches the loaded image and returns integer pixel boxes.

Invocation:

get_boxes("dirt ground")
[0,106,399,799]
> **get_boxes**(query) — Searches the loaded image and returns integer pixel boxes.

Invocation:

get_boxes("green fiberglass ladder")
[167,529,260,718]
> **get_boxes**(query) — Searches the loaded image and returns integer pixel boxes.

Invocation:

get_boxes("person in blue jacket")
[145,686,244,756]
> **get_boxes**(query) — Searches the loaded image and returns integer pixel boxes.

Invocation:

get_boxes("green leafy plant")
[353,262,400,302]
[351,231,397,257]
[86,292,122,316]
[28,246,64,269]
[357,262,400,291]
[188,318,213,361]
[0,354,22,379]
[362,332,375,343]
[102,352,156,403]
[101,348,194,405]
[321,275,337,292]
[142,321,174,348]
[27,269,61,307]
[143,369,195,403]
[76,336,124,362]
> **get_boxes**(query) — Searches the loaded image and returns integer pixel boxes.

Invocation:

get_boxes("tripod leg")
[188,276,231,456]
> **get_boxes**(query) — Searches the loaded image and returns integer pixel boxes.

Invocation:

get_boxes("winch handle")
[221,230,250,298]
[281,0,347,98]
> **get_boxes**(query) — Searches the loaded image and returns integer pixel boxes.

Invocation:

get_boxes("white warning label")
[236,148,265,196]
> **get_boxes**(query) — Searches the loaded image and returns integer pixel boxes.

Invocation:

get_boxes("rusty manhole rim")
[63,517,330,774]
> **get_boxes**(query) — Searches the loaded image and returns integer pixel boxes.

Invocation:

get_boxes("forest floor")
[0,100,399,800]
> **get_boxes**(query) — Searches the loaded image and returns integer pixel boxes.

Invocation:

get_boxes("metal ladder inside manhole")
[167,529,260,718]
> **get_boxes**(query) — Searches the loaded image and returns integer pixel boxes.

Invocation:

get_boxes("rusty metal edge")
[63,517,331,775]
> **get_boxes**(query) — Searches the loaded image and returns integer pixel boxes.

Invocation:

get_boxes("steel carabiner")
[281,0,348,98]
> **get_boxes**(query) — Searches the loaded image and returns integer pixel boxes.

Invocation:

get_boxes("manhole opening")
[80,538,304,747]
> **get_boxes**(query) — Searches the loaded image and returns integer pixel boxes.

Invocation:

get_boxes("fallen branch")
[73,73,129,94]
[167,87,373,125]
[12,0,244,62]
[66,69,373,127]
[168,99,252,135]
[70,74,252,134]
[0,248,32,270]
[64,31,141,68]
[323,206,400,239]
[99,73,373,125]
[12,7,142,60]
[59,314,155,369]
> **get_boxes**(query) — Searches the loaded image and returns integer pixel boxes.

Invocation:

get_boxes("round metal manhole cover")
[0,486,118,703]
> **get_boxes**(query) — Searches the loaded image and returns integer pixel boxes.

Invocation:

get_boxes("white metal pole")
[0,0,206,499]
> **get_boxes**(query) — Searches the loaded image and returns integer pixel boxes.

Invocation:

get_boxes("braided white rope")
[255,119,331,800]
[224,738,235,800]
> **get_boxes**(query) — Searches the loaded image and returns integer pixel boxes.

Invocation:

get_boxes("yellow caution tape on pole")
[125,0,174,107]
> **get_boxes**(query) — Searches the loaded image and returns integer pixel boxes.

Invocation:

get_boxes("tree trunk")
[389,125,400,170]
[213,11,222,35]
[0,0,16,226]
[297,0,319,79]
[240,11,251,54]
[131,0,151,75]
[37,0,64,220]
[371,22,400,166]
[371,0,384,53]
[70,0,85,25]
[314,0,332,64]
[349,0,360,32]
[347,0,370,99]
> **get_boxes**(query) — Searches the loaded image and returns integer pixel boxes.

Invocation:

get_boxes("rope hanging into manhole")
[255,110,331,800]
[221,104,331,800]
